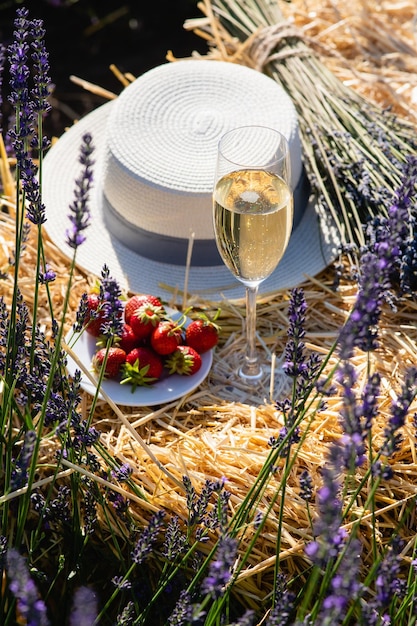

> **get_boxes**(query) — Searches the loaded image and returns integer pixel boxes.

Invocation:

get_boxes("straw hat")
[42,59,339,301]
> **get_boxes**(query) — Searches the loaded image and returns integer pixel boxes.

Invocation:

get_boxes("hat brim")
[43,99,339,302]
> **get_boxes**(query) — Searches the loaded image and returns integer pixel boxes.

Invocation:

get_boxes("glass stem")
[240,284,263,380]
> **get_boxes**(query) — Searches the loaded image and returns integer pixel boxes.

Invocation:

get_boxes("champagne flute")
[213,126,293,381]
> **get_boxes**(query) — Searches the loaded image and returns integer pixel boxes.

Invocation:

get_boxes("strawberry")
[185,317,220,354]
[83,293,108,337]
[124,294,164,326]
[150,320,183,355]
[121,346,164,390]
[92,347,126,379]
[129,302,165,341]
[118,323,140,353]
[166,345,202,376]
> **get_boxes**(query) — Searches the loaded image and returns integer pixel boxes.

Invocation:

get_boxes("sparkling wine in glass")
[213,126,293,381]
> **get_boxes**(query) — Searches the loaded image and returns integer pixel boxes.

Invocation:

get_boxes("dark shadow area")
[0,0,208,137]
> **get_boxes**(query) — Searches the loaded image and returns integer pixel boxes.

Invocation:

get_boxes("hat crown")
[102,60,304,249]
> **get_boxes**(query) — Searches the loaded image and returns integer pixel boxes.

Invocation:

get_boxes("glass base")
[211,349,292,404]
[238,360,264,382]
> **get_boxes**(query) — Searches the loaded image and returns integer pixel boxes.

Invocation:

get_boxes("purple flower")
[363,538,405,621]
[273,290,316,454]
[30,18,51,115]
[0,44,6,132]
[45,485,71,525]
[207,486,231,532]
[111,575,132,590]
[185,476,213,526]
[85,451,101,473]
[107,490,129,519]
[115,600,135,625]
[184,476,229,530]
[162,516,188,561]
[337,248,392,360]
[7,10,44,177]
[280,287,322,413]
[283,287,307,377]
[168,590,204,626]
[10,429,36,491]
[299,469,313,502]
[73,292,89,332]
[74,421,100,447]
[338,157,417,359]
[268,424,300,458]
[316,538,363,623]
[82,479,98,535]
[6,548,50,626]
[8,9,49,225]
[380,366,417,457]
[361,372,381,431]
[38,264,56,283]
[43,389,72,427]
[6,9,52,166]
[8,8,31,109]
[335,361,380,469]
[168,590,192,625]
[401,240,417,294]
[97,264,124,339]
[0,535,7,571]
[31,490,47,517]
[6,9,51,229]
[111,462,133,482]
[305,442,346,567]
[265,572,295,626]
[69,586,98,626]
[66,132,94,249]
[23,160,46,225]
[201,535,238,598]
[131,510,165,565]
[30,485,71,529]
[183,475,195,511]
[390,156,417,293]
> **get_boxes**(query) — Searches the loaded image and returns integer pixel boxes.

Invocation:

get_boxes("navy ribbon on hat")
[103,168,310,267]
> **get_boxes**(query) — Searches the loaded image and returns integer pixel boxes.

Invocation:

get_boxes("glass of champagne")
[213,126,293,381]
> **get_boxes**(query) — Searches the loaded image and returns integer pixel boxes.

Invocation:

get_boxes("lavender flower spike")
[30,18,52,115]
[66,132,94,249]
[7,8,31,110]
[380,366,417,458]
[201,535,238,598]
[281,287,322,405]
[7,548,50,626]
[131,510,165,565]
[338,156,417,359]
[10,429,37,491]
[337,247,391,360]
[335,361,372,469]
[69,586,98,626]
[167,590,194,626]
[305,442,346,567]
[316,537,363,623]
[98,264,124,339]
[282,287,307,378]
[0,44,6,133]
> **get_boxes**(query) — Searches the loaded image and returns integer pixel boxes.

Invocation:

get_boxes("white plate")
[65,309,213,407]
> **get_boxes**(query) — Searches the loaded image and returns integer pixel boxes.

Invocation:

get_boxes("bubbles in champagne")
[213,169,293,284]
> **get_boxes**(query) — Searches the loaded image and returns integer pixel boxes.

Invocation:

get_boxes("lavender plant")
[0,8,152,624]
[2,5,417,626]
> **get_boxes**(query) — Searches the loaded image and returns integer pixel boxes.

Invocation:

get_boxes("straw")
[2,0,417,604]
